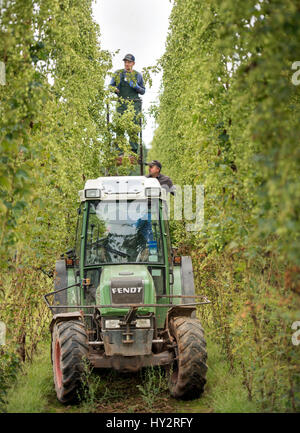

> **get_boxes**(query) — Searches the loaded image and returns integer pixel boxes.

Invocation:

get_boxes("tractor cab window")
[85,200,164,265]
[162,202,172,267]
[75,204,83,262]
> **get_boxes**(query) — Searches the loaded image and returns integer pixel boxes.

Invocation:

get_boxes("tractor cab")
[76,176,172,327]
[80,176,170,278]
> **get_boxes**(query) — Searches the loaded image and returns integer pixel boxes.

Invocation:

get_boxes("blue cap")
[123,54,135,62]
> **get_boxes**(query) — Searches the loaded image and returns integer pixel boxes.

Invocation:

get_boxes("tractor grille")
[110,278,144,304]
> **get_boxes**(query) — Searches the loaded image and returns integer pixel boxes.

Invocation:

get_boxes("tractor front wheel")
[169,316,208,399]
[52,320,89,404]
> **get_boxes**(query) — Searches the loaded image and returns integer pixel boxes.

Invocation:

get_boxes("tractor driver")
[146,160,176,195]
[110,54,145,157]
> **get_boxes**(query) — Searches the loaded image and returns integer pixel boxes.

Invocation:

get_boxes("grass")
[4,334,260,413]
[136,366,169,410]
[5,339,55,413]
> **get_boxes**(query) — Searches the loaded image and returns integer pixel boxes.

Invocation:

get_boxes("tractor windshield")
[85,200,164,265]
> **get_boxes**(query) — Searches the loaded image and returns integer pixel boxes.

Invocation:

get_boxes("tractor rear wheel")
[52,320,89,404]
[169,316,207,399]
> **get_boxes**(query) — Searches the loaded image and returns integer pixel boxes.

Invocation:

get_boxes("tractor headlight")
[105,319,120,329]
[136,319,151,328]
[85,189,101,198]
[145,187,160,197]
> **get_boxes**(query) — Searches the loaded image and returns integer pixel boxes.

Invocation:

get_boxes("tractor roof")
[79,176,167,201]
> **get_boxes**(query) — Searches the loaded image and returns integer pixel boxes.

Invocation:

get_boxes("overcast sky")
[92,0,173,148]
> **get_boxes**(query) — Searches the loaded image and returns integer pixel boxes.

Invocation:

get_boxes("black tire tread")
[52,319,89,404]
[169,316,208,400]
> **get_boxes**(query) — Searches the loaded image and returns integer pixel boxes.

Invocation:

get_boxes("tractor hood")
[96,265,156,316]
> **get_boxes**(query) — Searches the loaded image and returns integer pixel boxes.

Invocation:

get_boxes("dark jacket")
[110,69,145,97]
[147,173,175,195]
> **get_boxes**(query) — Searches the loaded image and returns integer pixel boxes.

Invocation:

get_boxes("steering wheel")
[107,247,130,258]
[93,238,130,258]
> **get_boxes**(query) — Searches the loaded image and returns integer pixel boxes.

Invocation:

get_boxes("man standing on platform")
[110,54,145,156]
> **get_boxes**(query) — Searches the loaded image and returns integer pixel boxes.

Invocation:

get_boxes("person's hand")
[115,87,120,94]
[129,80,138,89]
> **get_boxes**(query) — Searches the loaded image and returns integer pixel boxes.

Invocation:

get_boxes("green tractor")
[44,175,210,404]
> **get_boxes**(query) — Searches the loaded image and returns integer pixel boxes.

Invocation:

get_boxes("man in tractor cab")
[110,54,145,160]
[146,160,176,195]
